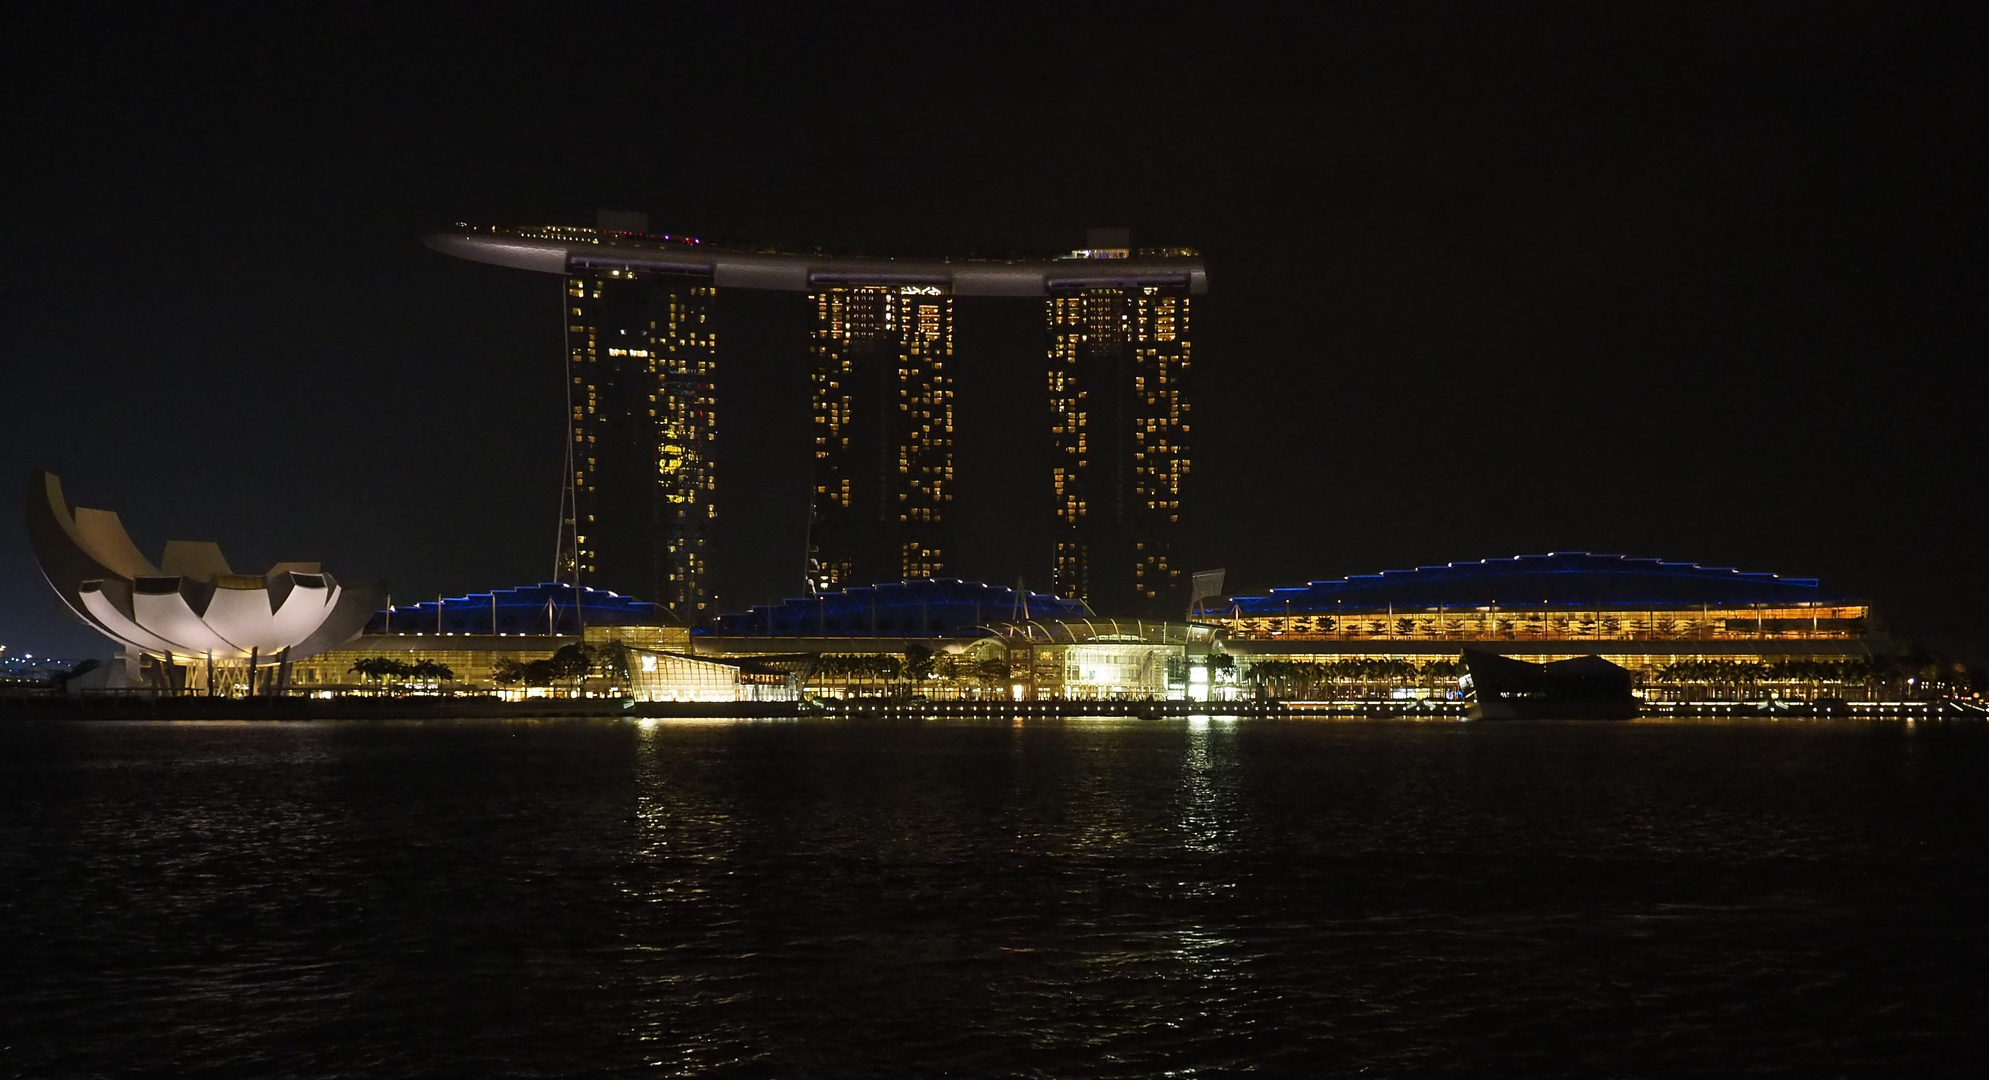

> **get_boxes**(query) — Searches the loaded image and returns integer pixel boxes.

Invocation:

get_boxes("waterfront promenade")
[3,694,1980,721]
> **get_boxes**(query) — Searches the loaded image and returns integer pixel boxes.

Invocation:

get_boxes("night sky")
[3,4,1983,661]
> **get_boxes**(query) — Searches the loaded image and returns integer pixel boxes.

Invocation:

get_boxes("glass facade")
[626,648,796,703]
[971,618,1210,700]
[285,637,570,694]
[1048,274,1192,618]
[1204,604,1871,642]
[1202,553,1891,702]
[284,617,694,697]
[687,617,1208,701]
[808,285,955,591]
[564,266,717,620]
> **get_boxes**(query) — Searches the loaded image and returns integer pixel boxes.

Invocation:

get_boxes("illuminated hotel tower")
[807,285,955,591]
[1048,230,1193,617]
[560,240,717,620]
[428,219,1201,614]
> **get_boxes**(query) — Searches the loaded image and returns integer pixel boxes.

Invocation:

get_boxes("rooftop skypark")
[425,223,1208,295]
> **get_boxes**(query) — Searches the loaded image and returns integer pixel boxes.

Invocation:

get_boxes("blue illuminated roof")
[1202,553,1849,615]
[364,583,668,636]
[704,578,1090,638]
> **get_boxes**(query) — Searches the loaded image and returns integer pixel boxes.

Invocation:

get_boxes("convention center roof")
[426,225,1208,296]
[703,579,1089,638]
[1202,553,1850,616]
[366,583,669,636]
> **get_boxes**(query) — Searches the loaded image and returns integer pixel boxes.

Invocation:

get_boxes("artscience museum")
[25,469,380,694]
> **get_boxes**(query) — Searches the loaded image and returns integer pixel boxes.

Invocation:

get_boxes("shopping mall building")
[278,553,1888,705]
[1197,552,1880,703]
[289,578,1213,703]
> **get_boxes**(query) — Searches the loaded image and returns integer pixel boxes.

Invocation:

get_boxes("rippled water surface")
[4,717,1986,1077]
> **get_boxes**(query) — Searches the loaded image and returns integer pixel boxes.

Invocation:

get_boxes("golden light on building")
[1048,230,1194,617]
[561,255,717,620]
[808,284,954,591]
[427,219,1205,610]
[1198,554,1892,703]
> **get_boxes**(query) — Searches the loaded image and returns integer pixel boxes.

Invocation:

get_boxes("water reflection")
[619,719,760,1073]
[1179,715,1236,857]
[4,716,1986,1077]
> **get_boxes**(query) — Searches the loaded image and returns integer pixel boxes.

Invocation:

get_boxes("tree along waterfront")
[1238,652,1986,702]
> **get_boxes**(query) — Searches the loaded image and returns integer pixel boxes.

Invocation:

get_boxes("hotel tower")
[427,219,1203,618]
[806,285,955,592]
[1047,230,1194,618]
[558,213,717,620]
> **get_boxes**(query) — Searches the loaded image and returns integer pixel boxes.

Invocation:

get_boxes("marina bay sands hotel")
[426,215,1206,622]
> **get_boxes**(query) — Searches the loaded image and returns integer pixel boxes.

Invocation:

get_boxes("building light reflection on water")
[1179,716,1231,859]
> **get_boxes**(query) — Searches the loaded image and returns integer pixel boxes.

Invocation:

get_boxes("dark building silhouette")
[1048,231,1194,617]
[561,216,717,620]
[807,285,955,592]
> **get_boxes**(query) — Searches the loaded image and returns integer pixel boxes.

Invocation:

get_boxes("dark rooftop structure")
[703,579,1090,638]
[1202,553,1850,615]
[426,224,1208,296]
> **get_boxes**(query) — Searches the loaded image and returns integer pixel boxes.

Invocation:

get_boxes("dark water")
[3,717,1986,1078]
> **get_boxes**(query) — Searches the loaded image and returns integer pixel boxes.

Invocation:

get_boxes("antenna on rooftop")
[554,288,580,590]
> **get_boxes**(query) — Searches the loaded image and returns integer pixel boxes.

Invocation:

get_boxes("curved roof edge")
[1199,552,1855,615]
[365,582,673,635]
[979,618,1215,645]
[424,226,1209,296]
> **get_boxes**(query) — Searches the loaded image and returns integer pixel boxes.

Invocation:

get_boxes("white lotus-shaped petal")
[79,584,183,655]
[26,469,380,662]
[132,584,245,655]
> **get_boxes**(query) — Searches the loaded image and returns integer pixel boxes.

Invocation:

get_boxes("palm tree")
[976,657,1012,697]
[349,656,415,693]
[410,659,454,683]
[902,644,933,692]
